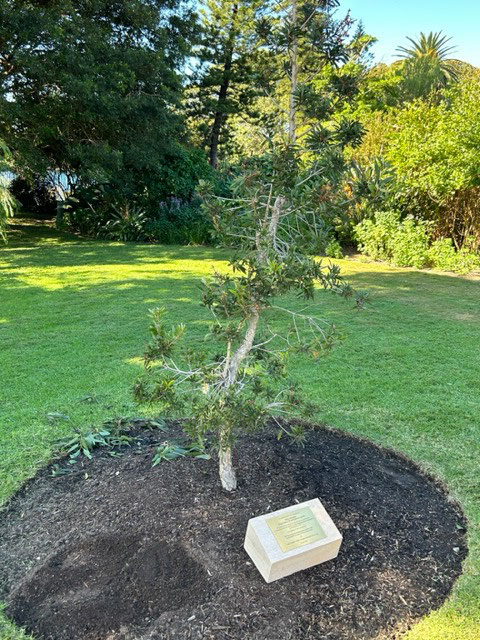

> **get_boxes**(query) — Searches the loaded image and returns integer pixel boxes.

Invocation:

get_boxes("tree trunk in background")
[209,3,238,168]
[288,0,298,144]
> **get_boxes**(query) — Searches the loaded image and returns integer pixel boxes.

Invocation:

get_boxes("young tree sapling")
[134,0,367,491]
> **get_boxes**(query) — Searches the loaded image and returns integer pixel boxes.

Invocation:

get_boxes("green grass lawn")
[1,220,479,639]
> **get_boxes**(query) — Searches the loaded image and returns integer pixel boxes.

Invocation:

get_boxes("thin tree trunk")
[217,196,285,490]
[209,92,228,169]
[209,3,238,168]
[219,440,237,491]
[224,308,260,387]
[218,308,260,490]
[289,0,298,144]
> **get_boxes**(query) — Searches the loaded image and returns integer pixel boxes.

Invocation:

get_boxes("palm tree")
[396,31,458,86]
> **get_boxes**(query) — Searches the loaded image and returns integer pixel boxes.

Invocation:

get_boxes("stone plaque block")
[244,498,342,583]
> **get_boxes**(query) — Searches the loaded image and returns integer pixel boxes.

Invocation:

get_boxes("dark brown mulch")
[0,422,468,640]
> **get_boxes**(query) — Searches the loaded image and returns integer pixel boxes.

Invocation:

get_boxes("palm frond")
[396,31,458,88]
[397,32,456,61]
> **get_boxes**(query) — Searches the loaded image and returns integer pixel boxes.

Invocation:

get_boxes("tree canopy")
[0,0,199,201]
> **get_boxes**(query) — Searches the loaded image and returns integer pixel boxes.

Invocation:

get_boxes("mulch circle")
[0,421,468,640]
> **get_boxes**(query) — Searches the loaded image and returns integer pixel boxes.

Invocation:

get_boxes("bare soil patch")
[0,422,467,640]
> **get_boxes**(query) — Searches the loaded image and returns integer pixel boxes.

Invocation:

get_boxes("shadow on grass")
[2,220,478,340]
[2,219,225,269]
[342,267,480,326]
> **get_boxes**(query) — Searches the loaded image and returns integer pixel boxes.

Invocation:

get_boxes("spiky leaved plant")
[135,158,363,490]
[134,0,367,491]
[396,31,459,88]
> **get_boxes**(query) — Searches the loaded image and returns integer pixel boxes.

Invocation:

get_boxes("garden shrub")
[390,216,431,268]
[0,141,16,241]
[384,73,480,250]
[355,211,479,273]
[325,239,344,259]
[428,238,480,274]
[143,199,212,245]
[104,204,149,242]
[62,206,106,238]
[351,71,480,253]
[151,148,216,203]
[59,186,111,238]
[0,175,16,242]
[354,210,401,261]
[62,187,213,245]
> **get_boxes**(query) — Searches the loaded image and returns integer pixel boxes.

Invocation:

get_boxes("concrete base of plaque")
[244,498,342,583]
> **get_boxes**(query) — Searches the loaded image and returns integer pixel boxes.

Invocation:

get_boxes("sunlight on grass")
[1,224,479,639]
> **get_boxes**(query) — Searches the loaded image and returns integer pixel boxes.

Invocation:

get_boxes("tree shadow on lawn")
[2,254,478,341]
[341,267,480,323]
[3,220,226,269]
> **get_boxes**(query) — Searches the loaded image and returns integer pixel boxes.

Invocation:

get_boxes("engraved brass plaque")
[267,506,327,553]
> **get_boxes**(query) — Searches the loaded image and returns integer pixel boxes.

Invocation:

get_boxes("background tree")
[0,0,199,205]
[225,4,374,163]
[384,69,480,251]
[396,31,458,88]
[189,0,263,167]
[353,32,460,114]
[345,36,480,274]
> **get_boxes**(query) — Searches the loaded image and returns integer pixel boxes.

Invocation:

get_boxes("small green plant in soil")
[56,427,134,463]
[153,440,210,465]
[52,418,174,475]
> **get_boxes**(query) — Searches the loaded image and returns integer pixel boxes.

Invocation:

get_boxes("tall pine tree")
[189,0,263,167]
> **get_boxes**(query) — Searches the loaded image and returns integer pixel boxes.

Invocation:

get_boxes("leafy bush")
[59,185,111,237]
[325,239,344,259]
[0,175,16,242]
[428,238,480,274]
[104,203,148,242]
[352,70,480,253]
[354,210,431,268]
[384,72,480,250]
[149,147,216,203]
[354,210,402,261]
[143,199,212,245]
[0,141,17,241]
[355,210,479,273]
[390,216,431,268]
[61,186,213,245]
